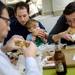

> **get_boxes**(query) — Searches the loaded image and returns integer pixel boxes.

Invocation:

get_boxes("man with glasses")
[48,2,75,45]
[0,16,10,25]
[0,1,40,75]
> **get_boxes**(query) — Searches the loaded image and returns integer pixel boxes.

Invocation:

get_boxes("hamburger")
[7,40,29,65]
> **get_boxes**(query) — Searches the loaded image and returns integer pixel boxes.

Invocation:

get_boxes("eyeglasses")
[0,16,10,25]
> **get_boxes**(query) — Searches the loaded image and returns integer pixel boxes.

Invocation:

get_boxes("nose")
[21,16,25,22]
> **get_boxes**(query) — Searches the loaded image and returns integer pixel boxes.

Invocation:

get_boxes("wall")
[34,15,59,33]
[42,0,75,16]
[52,0,75,15]
[42,0,52,15]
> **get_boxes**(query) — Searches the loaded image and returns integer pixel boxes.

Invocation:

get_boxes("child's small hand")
[32,28,46,38]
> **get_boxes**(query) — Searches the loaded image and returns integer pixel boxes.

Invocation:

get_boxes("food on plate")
[15,40,29,48]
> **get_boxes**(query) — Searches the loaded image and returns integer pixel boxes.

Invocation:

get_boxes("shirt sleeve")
[0,51,41,75]
[0,53,20,75]
[25,57,41,75]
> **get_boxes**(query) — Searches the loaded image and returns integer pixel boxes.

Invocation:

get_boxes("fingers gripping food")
[7,40,29,65]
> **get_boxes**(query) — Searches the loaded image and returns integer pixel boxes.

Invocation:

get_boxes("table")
[43,46,75,75]
[43,67,75,75]
[62,47,75,67]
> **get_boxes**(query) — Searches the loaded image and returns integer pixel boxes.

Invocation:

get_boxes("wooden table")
[62,47,75,67]
[43,47,75,75]
[43,46,75,69]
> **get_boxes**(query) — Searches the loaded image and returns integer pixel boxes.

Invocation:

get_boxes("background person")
[48,2,75,45]
[4,1,46,45]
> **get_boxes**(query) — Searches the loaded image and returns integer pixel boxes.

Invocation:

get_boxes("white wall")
[34,15,59,33]
[42,0,52,15]
[52,0,74,12]
[6,0,26,4]
[42,0,75,15]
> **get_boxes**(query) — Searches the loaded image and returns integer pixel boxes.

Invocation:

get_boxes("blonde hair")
[26,19,38,30]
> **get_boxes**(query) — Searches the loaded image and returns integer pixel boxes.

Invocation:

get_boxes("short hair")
[63,2,75,15]
[0,1,7,16]
[14,1,29,14]
[26,19,38,29]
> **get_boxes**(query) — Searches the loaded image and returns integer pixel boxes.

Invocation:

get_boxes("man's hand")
[2,35,25,52]
[62,34,72,41]
[52,32,73,42]
[23,41,37,57]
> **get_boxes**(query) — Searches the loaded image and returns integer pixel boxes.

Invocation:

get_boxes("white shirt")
[0,49,41,75]
[28,2,39,16]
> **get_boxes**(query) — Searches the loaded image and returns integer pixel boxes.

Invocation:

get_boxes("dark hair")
[0,1,7,16]
[63,2,75,15]
[14,1,29,14]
